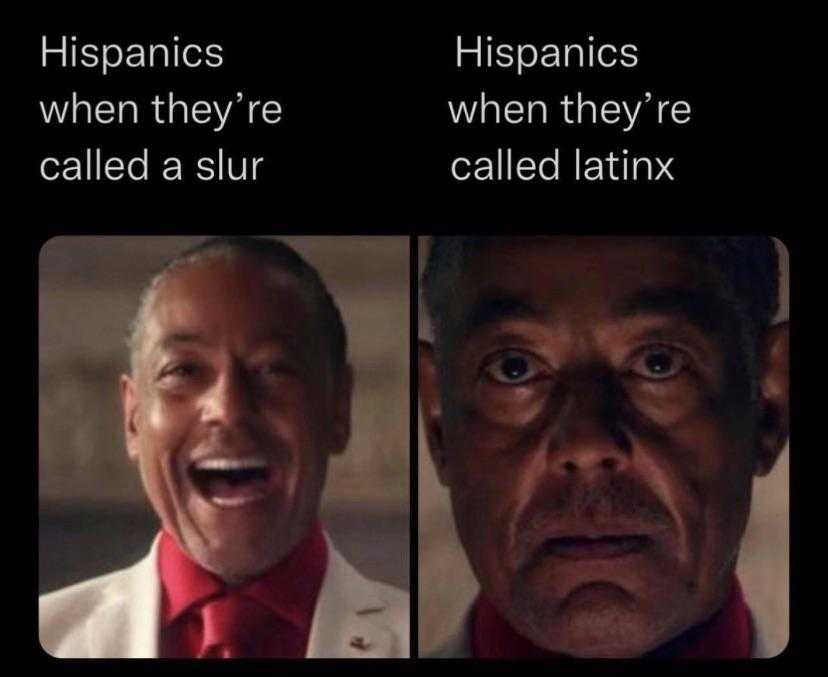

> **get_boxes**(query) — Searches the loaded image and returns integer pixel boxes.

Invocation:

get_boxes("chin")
[514,582,667,658]
[531,611,661,658]
[561,640,651,659]
[183,529,285,584]
[198,546,276,584]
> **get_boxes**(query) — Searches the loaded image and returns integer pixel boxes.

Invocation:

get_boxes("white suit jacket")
[427,601,777,659]
[39,534,409,658]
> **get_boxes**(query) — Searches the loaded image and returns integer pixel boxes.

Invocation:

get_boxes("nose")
[201,361,256,428]
[547,376,631,477]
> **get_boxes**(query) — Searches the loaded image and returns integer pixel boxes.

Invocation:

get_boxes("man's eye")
[483,351,545,385]
[628,346,688,380]
[159,363,200,381]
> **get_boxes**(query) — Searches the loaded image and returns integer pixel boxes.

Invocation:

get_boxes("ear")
[329,364,354,455]
[120,374,141,462]
[419,340,450,486]
[754,321,789,476]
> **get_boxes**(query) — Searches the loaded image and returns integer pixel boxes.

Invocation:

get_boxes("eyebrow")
[154,331,311,362]
[462,292,547,336]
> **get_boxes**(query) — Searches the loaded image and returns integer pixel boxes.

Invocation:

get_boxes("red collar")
[159,522,328,632]
[472,577,753,659]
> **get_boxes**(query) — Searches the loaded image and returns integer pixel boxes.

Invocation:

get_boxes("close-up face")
[120,256,351,584]
[420,237,785,657]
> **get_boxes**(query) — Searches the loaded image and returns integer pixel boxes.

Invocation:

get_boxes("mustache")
[514,476,674,558]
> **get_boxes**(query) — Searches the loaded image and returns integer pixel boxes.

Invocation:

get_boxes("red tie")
[198,594,271,659]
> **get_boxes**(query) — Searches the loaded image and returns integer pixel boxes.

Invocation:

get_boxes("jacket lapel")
[428,607,472,658]
[85,536,162,658]
[306,536,394,658]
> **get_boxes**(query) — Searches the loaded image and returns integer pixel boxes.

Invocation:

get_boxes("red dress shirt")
[471,577,753,659]
[158,522,328,658]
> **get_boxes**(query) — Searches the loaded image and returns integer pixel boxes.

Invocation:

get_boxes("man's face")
[121,257,351,583]
[420,237,781,657]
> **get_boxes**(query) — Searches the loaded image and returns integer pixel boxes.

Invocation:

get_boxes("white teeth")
[209,495,264,508]
[192,457,269,471]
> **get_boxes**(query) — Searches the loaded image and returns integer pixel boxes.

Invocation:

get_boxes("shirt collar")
[159,521,328,631]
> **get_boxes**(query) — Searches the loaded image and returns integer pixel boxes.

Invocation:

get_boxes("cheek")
[444,399,549,573]
[623,374,714,429]
[446,366,555,446]
[261,387,333,470]
[445,383,550,484]
[623,374,753,514]
[155,393,195,438]
[145,396,190,438]
[637,398,755,576]
[131,396,196,531]
[682,420,754,538]
[271,386,324,434]
[467,382,554,429]
[139,396,194,471]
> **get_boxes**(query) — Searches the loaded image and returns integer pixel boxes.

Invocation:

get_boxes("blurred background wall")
[417,236,790,656]
[39,236,409,594]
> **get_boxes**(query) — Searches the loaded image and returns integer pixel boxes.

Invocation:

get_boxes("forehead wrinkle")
[150,326,310,360]
[157,332,211,350]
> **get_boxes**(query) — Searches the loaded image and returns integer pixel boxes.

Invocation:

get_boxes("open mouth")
[541,534,651,560]
[188,456,273,507]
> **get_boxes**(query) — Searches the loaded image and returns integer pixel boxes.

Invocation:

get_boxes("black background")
[25,20,798,232]
[24,13,806,673]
